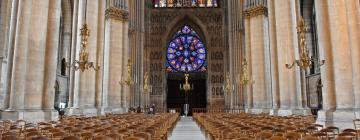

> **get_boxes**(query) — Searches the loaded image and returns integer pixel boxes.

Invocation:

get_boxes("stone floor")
[168,116,208,140]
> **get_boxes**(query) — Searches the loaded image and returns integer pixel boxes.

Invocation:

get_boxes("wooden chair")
[31,136,49,140]
[268,136,286,140]
[62,136,80,140]
[124,137,144,140]
[256,131,272,140]
[106,133,123,140]
[285,132,301,140]
[337,132,356,140]
[92,135,111,140]
[302,135,319,140]
[1,135,20,140]
[353,119,360,130]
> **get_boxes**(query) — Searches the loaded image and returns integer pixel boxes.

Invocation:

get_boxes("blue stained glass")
[166,25,207,72]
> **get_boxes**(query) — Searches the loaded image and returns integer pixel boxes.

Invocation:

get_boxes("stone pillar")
[0,0,12,109]
[267,0,280,115]
[42,0,62,119]
[68,0,100,115]
[68,0,79,109]
[103,6,129,113]
[95,0,106,115]
[274,0,308,115]
[244,3,272,114]
[243,17,253,110]
[129,0,145,108]
[316,0,357,129]
[346,0,360,111]
[227,0,243,109]
[1,0,59,121]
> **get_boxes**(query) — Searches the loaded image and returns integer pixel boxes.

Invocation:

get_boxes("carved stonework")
[105,7,129,21]
[145,8,227,109]
[244,6,268,18]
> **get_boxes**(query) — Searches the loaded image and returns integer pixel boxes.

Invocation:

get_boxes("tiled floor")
[168,116,207,140]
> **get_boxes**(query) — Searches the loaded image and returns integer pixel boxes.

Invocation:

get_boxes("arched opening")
[165,24,207,116]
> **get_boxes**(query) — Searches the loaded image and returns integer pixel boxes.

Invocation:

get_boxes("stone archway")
[164,23,208,115]
[146,8,227,111]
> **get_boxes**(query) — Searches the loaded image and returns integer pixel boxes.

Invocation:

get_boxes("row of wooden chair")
[193,112,360,140]
[0,113,180,140]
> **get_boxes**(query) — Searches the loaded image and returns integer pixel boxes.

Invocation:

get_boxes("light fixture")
[67,0,99,72]
[286,16,325,69]
[223,73,234,93]
[119,59,134,85]
[180,73,194,92]
[240,59,254,85]
[143,72,152,93]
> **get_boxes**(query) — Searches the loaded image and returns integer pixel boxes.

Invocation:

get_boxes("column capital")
[105,7,129,21]
[243,6,268,18]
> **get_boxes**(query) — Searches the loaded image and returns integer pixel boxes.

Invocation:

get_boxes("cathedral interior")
[0,0,359,139]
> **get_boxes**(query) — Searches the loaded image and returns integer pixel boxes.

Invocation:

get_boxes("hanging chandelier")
[223,73,234,93]
[286,16,325,69]
[240,59,254,85]
[67,0,99,72]
[143,72,152,93]
[180,73,194,92]
[119,59,134,86]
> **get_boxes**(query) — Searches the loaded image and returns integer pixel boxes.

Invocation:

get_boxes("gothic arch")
[163,15,209,49]
[162,15,209,73]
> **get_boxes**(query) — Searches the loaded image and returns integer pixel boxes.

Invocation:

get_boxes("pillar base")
[277,108,311,116]
[101,106,126,114]
[248,108,271,114]
[316,109,359,129]
[66,107,98,116]
[0,109,58,121]
[269,108,279,115]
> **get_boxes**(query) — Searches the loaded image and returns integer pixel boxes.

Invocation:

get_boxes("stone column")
[274,0,308,115]
[244,16,253,110]
[314,0,336,112]
[42,0,62,118]
[228,0,243,109]
[316,0,357,129]
[68,0,79,108]
[95,0,105,115]
[1,0,59,121]
[0,0,12,109]
[244,3,272,114]
[68,0,100,115]
[103,6,129,113]
[346,0,360,111]
[267,0,280,115]
[129,0,144,107]
[3,0,19,110]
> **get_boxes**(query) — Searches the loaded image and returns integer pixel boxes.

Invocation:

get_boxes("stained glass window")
[166,25,207,73]
[153,0,218,8]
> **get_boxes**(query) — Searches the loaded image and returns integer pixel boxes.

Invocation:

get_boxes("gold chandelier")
[240,59,254,85]
[286,16,325,69]
[180,73,193,92]
[67,0,99,72]
[223,73,233,93]
[119,59,134,86]
[143,72,152,93]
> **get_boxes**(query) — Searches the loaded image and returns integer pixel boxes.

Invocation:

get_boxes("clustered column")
[243,0,272,113]
[0,0,61,121]
[315,0,360,128]
[227,0,243,110]
[102,3,130,113]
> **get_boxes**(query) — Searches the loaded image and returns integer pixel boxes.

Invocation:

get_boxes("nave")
[1,111,360,140]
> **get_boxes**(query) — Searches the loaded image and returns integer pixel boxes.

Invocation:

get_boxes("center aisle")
[168,116,207,140]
